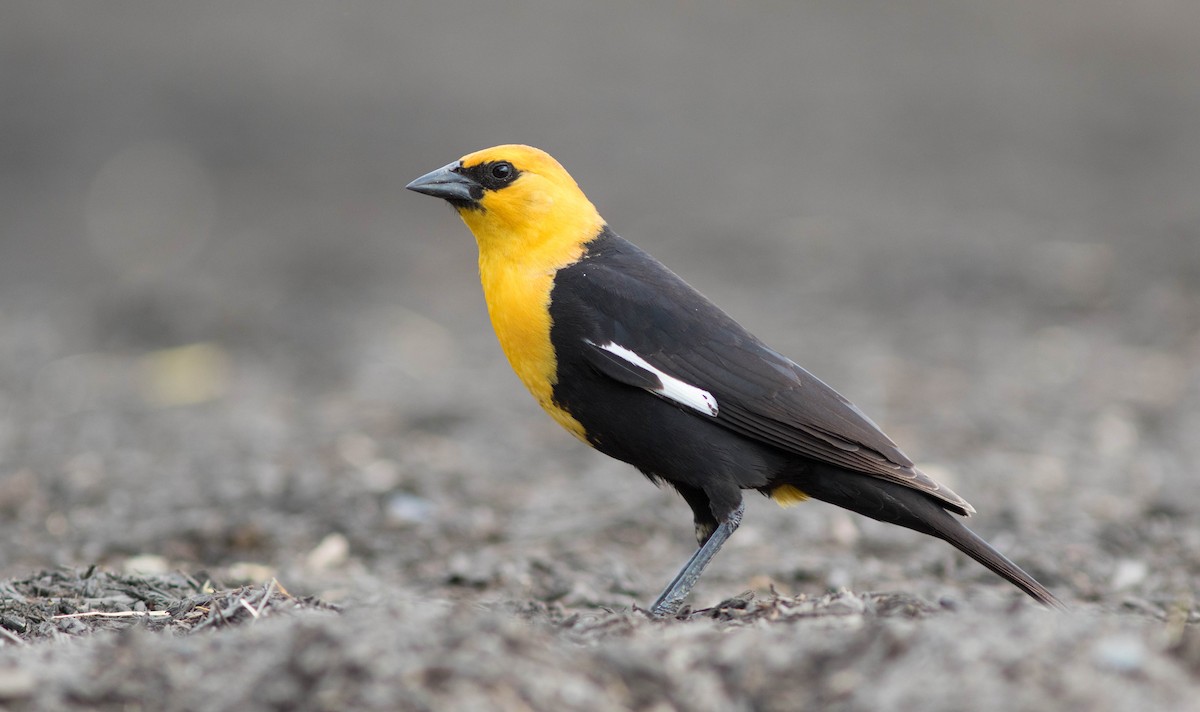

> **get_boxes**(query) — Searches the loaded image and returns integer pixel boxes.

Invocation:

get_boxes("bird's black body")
[549,228,1059,607]
[550,228,783,534]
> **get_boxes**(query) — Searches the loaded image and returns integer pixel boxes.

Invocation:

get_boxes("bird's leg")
[649,500,745,617]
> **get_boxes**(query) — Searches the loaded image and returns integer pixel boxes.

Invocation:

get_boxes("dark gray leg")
[649,500,745,617]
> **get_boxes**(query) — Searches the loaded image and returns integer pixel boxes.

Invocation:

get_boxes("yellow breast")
[477,253,588,441]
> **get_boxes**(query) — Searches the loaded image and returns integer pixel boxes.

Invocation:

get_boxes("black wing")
[557,230,974,516]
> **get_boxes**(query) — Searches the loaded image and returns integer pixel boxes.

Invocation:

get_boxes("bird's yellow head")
[406,145,605,264]
[407,145,602,442]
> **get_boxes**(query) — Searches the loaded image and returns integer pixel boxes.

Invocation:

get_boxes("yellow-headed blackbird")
[407,145,1061,614]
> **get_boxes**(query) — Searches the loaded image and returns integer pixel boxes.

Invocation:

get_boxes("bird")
[406,144,1062,614]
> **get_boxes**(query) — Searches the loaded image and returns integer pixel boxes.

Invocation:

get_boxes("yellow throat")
[452,145,605,441]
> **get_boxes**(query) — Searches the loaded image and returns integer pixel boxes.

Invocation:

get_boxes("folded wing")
[564,236,974,516]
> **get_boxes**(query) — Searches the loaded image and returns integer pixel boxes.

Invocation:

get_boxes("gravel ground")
[1,2,1199,710]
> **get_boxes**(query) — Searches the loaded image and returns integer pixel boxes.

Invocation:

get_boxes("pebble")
[306,532,350,571]
[0,669,35,699]
[1092,634,1148,674]
[122,554,170,575]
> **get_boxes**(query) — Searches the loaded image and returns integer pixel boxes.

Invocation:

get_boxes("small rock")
[306,533,350,572]
[123,554,170,575]
[1092,634,1147,674]
[362,459,401,493]
[0,669,35,699]
[385,493,434,525]
[226,562,276,584]
[1111,559,1148,590]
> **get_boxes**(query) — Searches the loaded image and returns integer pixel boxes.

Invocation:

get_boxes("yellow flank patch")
[771,484,810,507]
[453,145,606,444]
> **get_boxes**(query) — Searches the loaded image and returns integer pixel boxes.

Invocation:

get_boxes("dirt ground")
[2,3,1199,710]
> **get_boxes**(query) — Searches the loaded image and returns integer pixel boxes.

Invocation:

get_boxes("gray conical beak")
[406,162,481,203]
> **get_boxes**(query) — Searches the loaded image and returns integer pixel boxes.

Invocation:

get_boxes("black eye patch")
[461,161,521,192]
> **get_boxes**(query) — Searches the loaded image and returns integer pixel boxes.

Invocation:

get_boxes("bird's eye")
[474,161,519,191]
[490,162,514,181]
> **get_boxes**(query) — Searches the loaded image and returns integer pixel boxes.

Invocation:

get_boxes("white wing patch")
[589,341,719,416]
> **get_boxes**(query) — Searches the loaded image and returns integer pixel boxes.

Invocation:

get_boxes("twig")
[0,626,26,646]
[51,611,170,619]
[253,578,278,618]
[239,598,259,619]
[271,578,293,599]
[191,581,276,633]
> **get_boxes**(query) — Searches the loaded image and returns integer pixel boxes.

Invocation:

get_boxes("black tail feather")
[788,466,1064,609]
[924,513,1064,609]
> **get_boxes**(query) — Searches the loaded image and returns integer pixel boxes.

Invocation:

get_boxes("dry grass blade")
[51,611,170,620]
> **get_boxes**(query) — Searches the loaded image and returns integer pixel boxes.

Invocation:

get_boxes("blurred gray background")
[0,1,1198,601]
[4,4,1200,707]
[6,2,1197,337]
